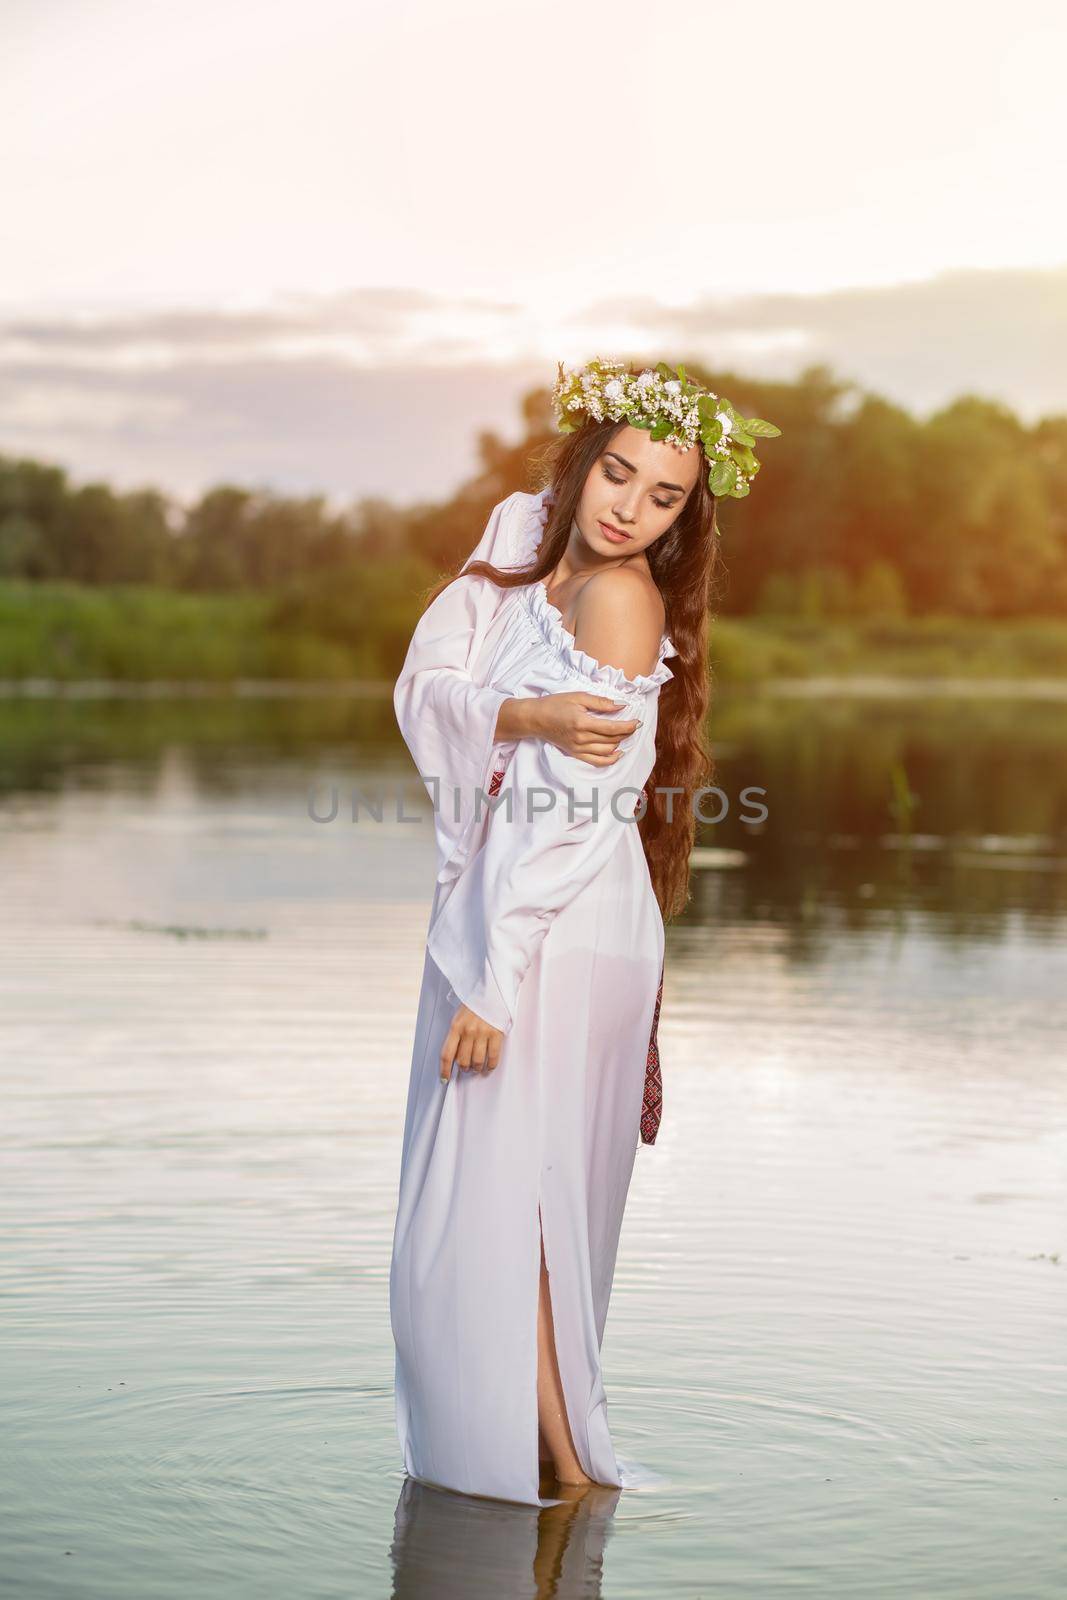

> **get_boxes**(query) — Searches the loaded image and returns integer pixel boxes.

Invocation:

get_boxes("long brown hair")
[427,416,720,923]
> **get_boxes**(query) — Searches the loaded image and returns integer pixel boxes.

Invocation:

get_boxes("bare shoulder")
[571,564,666,682]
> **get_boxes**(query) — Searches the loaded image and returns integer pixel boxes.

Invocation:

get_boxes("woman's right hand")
[531,691,640,767]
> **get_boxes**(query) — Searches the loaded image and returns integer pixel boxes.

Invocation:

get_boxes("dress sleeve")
[425,685,661,1034]
[392,490,551,883]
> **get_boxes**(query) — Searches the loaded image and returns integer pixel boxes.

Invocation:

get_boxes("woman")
[389,358,780,1507]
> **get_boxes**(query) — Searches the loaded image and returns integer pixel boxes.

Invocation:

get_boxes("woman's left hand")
[440,1003,504,1083]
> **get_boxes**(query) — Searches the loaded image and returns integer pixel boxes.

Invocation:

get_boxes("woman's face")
[575,423,702,558]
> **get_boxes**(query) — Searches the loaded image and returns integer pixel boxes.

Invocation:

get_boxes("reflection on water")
[390,1477,621,1599]
[1,687,1064,1599]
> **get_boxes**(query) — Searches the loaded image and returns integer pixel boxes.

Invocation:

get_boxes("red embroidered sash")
[485,761,664,1145]
[640,965,664,1146]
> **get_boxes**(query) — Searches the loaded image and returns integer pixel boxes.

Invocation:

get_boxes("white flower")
[716,410,732,437]
[664,379,681,395]
[604,378,624,401]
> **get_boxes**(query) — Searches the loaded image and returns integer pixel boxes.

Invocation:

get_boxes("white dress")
[389,487,677,1507]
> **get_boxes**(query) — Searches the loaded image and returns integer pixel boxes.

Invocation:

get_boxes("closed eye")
[602,464,677,512]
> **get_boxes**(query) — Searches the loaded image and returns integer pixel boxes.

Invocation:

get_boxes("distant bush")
[709,620,812,683]
[266,553,437,679]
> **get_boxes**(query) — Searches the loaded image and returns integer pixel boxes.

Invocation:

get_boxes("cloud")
[0,268,1063,506]
[572,266,1067,418]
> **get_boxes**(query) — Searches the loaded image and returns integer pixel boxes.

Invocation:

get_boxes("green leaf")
[677,363,687,384]
[732,477,750,498]
[710,459,737,496]
[557,420,576,433]
[745,417,782,438]
[700,417,723,447]
[650,419,673,441]
[730,425,755,446]
[655,361,673,379]
[697,394,719,419]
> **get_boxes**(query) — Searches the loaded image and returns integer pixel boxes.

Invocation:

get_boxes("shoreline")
[3,674,1067,701]
[755,674,1067,700]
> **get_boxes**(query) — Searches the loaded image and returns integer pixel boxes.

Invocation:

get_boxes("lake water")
[2,686,1065,1599]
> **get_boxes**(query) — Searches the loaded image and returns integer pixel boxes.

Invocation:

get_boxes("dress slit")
[536,1196,546,1488]
[537,1190,595,1491]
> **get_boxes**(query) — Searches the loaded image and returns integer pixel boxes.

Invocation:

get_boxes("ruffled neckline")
[520,575,678,696]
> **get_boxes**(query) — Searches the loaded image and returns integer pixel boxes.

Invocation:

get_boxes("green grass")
[0,580,358,682]
[3,580,1067,686]
[710,615,1067,683]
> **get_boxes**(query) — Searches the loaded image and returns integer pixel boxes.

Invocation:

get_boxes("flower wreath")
[552,356,781,501]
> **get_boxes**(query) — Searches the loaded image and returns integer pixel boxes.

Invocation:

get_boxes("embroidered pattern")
[640,966,664,1146]
[639,779,664,1146]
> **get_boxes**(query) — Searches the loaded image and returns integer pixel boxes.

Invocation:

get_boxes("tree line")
[2,362,1065,619]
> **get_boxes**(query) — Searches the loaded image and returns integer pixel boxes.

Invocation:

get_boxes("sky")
[1,0,1065,507]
